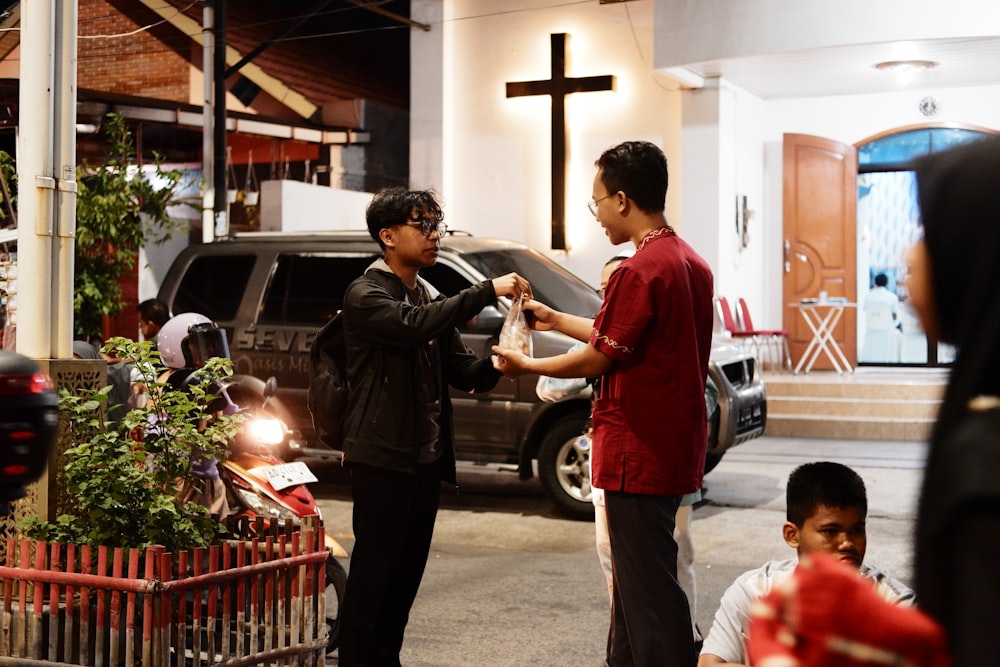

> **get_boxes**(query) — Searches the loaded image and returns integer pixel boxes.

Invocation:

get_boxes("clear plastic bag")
[498,293,533,357]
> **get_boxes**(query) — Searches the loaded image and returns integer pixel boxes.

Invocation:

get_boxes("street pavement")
[310,434,928,666]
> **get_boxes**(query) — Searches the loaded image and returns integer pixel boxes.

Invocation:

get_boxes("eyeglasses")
[588,193,615,217]
[404,219,448,237]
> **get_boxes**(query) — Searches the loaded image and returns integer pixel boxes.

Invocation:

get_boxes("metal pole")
[53,0,78,358]
[201,1,215,244]
[213,0,228,239]
[16,0,56,358]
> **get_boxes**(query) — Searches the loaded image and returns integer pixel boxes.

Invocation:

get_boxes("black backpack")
[307,312,349,447]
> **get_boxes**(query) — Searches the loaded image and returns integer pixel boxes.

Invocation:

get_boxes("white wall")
[755,83,1000,325]
[412,0,1000,319]
[655,0,1000,66]
[412,0,682,288]
[258,180,372,233]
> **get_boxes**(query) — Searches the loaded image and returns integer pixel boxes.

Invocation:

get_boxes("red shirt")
[589,228,714,495]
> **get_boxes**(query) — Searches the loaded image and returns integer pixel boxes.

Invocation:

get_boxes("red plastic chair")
[716,296,790,372]
[736,297,792,372]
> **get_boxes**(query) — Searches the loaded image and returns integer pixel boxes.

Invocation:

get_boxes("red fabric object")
[747,552,951,667]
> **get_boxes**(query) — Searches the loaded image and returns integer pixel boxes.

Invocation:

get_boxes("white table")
[790,301,857,374]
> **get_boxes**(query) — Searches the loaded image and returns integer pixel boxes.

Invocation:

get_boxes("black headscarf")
[913,135,1000,640]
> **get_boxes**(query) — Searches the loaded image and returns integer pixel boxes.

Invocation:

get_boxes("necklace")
[637,225,675,252]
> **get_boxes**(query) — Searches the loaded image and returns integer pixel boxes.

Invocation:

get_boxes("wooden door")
[782,134,857,369]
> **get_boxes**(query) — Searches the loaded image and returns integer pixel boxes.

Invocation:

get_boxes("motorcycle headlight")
[234,487,299,524]
[246,418,286,446]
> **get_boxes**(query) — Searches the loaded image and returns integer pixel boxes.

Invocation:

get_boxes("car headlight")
[245,418,286,446]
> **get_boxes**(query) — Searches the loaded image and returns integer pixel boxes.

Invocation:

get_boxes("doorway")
[855,126,992,367]
[782,126,995,371]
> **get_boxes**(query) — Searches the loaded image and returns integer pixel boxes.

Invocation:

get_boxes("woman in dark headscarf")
[910,134,1000,666]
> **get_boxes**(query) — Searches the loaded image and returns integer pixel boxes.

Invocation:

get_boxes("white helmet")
[157,313,230,369]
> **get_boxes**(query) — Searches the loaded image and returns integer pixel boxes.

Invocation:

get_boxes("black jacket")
[340,262,502,484]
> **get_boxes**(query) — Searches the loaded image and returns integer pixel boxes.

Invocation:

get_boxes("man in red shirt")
[493,140,714,666]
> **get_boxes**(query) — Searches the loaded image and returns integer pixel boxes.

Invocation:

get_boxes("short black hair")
[136,298,170,327]
[786,461,867,526]
[366,187,444,250]
[595,141,668,214]
[874,273,889,288]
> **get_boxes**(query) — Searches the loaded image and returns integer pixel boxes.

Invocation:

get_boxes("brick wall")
[78,0,191,101]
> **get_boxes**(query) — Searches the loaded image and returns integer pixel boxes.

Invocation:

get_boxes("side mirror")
[465,305,505,333]
[0,352,59,506]
[263,376,278,400]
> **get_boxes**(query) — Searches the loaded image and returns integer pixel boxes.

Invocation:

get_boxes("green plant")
[22,338,245,552]
[74,113,189,340]
[0,149,16,223]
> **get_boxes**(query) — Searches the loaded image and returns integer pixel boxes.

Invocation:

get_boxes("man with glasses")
[337,187,531,666]
[493,141,715,666]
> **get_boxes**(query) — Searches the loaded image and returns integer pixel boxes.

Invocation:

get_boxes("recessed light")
[873,59,938,73]
[873,59,938,85]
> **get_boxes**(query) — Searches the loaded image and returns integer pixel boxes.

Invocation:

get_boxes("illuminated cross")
[506,33,615,250]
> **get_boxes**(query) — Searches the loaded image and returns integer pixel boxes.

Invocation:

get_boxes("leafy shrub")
[22,338,245,552]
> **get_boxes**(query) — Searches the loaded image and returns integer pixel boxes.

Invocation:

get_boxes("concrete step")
[764,377,946,401]
[761,369,947,441]
[765,413,934,441]
[767,396,941,420]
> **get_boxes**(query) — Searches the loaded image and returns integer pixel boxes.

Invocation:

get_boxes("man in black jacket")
[337,187,531,666]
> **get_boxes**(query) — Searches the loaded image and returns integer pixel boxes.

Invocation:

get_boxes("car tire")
[704,451,725,475]
[537,413,595,521]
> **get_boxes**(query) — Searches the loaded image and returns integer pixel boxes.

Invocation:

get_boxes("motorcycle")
[223,375,348,653]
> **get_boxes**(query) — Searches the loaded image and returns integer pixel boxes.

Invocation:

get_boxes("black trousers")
[338,461,442,667]
[605,491,693,667]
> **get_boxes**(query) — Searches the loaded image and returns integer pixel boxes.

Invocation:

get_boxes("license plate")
[251,461,318,491]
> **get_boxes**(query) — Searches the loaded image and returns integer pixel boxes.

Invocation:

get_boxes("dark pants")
[338,461,442,667]
[605,491,693,667]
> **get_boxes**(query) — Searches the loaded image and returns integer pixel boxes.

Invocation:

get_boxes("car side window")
[174,254,256,321]
[420,262,473,298]
[260,254,376,325]
[420,263,488,333]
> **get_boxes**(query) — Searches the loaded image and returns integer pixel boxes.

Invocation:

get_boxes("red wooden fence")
[0,516,329,666]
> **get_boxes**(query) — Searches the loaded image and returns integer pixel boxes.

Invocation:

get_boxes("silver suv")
[157,231,767,519]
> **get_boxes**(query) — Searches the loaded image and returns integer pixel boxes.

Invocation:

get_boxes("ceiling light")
[874,59,938,73]
[873,59,938,84]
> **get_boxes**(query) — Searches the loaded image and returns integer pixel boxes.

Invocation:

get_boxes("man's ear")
[615,191,628,215]
[379,227,395,249]
[782,521,800,549]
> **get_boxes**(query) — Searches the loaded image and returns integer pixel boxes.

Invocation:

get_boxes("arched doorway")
[855,124,995,367]
[782,125,996,372]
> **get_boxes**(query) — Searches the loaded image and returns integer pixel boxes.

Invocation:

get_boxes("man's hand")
[491,346,533,378]
[520,299,557,331]
[491,273,532,300]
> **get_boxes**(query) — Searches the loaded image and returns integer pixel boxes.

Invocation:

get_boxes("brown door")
[782,134,857,369]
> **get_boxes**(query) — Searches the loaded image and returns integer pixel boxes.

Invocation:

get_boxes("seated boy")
[698,461,914,667]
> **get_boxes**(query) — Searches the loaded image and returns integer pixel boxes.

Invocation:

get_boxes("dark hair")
[874,273,889,288]
[786,462,867,526]
[136,298,170,327]
[366,187,444,250]
[595,141,668,214]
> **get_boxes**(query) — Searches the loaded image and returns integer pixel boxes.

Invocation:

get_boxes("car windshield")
[460,249,604,318]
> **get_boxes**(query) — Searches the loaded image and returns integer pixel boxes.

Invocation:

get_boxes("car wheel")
[537,413,595,521]
[704,451,725,475]
[325,555,347,653]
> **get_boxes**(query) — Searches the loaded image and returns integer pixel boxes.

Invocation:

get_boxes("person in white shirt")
[698,461,914,667]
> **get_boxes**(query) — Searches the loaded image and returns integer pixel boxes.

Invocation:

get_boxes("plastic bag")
[499,293,533,357]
